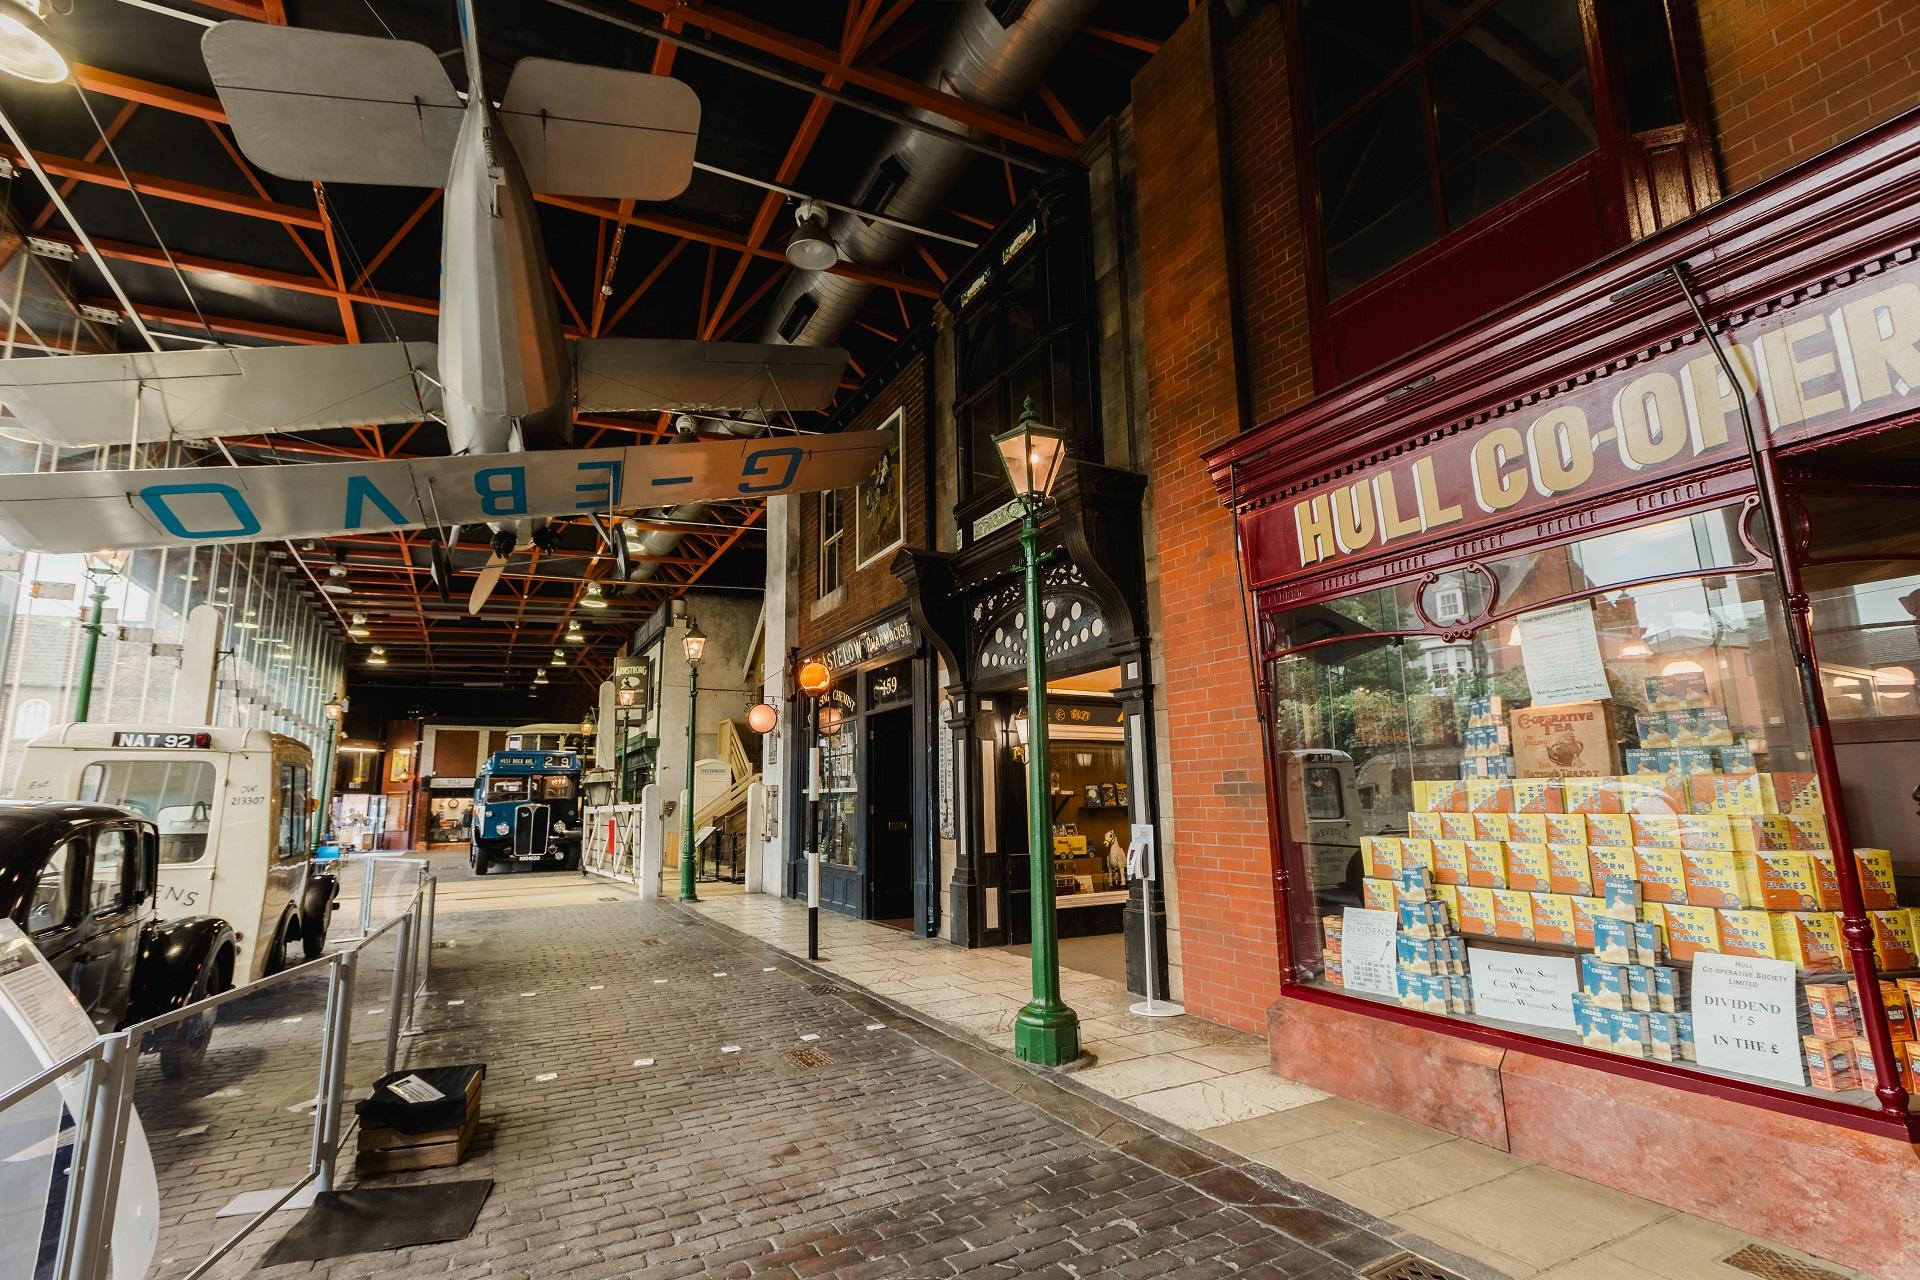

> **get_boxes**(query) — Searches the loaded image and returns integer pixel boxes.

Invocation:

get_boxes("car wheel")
[160,950,227,1080]
[300,888,331,960]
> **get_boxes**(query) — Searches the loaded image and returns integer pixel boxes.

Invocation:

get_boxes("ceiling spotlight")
[0,2,68,86]
[785,200,838,271]
[233,619,259,630]
[567,632,584,643]
[351,613,367,625]
[567,617,581,632]
[534,672,550,685]
[583,582,608,609]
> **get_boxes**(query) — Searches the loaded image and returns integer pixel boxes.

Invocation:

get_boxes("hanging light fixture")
[785,200,838,271]
[0,2,67,85]
[366,646,388,666]
[747,702,778,734]
[347,612,370,639]
[583,582,608,609]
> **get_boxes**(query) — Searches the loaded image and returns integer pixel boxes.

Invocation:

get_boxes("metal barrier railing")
[3,875,438,1280]
[327,853,430,943]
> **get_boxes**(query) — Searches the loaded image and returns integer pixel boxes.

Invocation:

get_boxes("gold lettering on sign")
[1332,480,1376,554]
[1295,492,1337,566]
[1757,316,1846,427]
[1528,407,1594,497]
[1470,425,1528,512]
[1841,282,1920,403]
[1613,370,1688,471]
[1374,470,1424,540]
[1679,350,1747,453]
[1412,457,1463,531]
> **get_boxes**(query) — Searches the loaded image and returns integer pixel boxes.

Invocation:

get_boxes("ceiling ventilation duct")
[627,0,1095,582]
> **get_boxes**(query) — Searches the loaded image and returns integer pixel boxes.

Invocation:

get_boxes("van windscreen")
[78,759,218,864]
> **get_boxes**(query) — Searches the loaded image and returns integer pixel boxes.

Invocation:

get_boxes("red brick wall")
[796,349,927,654]
[1699,0,1920,192]
[1136,4,1293,1035]
[1222,3,1316,428]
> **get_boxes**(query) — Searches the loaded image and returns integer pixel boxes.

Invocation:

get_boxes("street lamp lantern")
[992,397,1069,500]
[579,712,595,740]
[993,400,1082,1067]
[323,698,345,723]
[683,620,707,665]
[796,659,831,694]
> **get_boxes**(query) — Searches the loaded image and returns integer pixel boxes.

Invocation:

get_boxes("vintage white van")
[16,723,340,982]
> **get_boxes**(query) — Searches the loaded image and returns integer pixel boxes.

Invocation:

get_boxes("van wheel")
[264,910,293,975]
[161,949,227,1080]
[300,885,331,960]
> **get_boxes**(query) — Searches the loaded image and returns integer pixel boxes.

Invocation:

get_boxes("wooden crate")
[355,1068,483,1174]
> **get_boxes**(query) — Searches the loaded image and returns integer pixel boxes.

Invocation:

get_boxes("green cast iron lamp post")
[73,550,128,722]
[992,398,1081,1066]
[679,618,706,902]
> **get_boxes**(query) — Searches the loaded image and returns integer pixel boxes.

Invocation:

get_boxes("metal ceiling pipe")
[628,0,1093,581]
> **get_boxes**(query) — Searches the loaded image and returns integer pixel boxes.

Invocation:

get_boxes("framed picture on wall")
[855,406,905,569]
[1083,784,1103,806]
[387,746,413,784]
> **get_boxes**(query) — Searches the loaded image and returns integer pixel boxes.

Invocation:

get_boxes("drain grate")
[1358,1252,1466,1280]
[783,1047,833,1068]
[1722,1245,1850,1280]
[804,982,834,994]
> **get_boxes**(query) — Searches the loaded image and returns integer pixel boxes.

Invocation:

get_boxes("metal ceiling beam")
[0,146,323,228]
[616,0,1078,160]
[71,65,226,121]
[46,232,438,317]
[90,296,346,344]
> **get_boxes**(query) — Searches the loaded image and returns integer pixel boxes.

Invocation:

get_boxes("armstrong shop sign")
[1245,272,1920,587]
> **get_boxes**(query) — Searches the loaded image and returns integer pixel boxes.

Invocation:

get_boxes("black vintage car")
[0,801,236,1077]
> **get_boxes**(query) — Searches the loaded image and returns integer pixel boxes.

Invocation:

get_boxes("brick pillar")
[1134,3,1285,1033]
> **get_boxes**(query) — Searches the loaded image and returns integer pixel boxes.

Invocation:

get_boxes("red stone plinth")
[1267,996,1509,1149]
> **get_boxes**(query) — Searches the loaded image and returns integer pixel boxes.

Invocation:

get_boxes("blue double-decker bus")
[470,750,581,875]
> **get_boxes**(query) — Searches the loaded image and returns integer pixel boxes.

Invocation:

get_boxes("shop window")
[1300,0,1597,299]
[1263,504,1905,1107]
[818,490,845,599]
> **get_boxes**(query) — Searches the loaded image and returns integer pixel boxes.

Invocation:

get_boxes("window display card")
[1467,947,1579,1031]
[1514,601,1614,704]
[1693,952,1804,1086]
[1340,908,1398,999]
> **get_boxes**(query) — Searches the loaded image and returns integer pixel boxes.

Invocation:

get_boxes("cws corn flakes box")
[1691,773,1769,815]
[1682,851,1758,909]
[1504,842,1552,893]
[1531,893,1576,945]
[1473,813,1512,842]
[1634,848,1689,904]
[1433,883,1462,927]
[1872,910,1919,971]
[1562,778,1621,814]
[1771,912,1841,969]
[1545,812,1587,844]
[1569,895,1603,948]
[1431,840,1471,885]
[1441,811,1478,842]
[1510,778,1565,813]
[1407,812,1443,841]
[1679,815,1734,851]
[1769,772,1822,816]
[1631,814,1682,849]
[1661,903,1723,961]
[1586,813,1634,848]
[1400,838,1437,871]
[1589,845,1638,894]
[1727,815,1828,851]
[1508,813,1549,845]
[1809,855,1847,911]
[1619,774,1688,815]
[1366,836,1400,879]
[1466,841,1509,889]
[1362,878,1397,912]
[1548,844,1594,896]
[1492,889,1535,940]
[1856,848,1898,909]
[1718,909,1780,959]
[1414,780,1467,812]
[1466,779,1514,813]
[1456,886,1497,936]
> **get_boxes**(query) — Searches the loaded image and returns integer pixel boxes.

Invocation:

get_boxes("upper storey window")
[1303,0,1598,299]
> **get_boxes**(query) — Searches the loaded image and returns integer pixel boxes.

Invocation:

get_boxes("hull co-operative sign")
[0,433,889,555]
[1257,276,1920,582]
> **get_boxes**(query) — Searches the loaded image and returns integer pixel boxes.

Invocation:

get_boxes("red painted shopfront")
[1207,112,1920,1274]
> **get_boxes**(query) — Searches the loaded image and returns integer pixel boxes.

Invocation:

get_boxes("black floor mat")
[260,1179,493,1264]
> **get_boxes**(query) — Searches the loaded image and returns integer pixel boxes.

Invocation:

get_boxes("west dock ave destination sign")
[1244,270,1920,587]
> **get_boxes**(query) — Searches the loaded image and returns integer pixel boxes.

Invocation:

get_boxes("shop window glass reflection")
[1262,504,1906,1104]
[819,696,857,868]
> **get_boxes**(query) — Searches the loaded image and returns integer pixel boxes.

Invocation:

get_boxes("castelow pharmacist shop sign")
[1256,272,1920,583]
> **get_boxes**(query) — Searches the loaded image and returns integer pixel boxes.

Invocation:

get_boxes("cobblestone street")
[148,864,1485,1280]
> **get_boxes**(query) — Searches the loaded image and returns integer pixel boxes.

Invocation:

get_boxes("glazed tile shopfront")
[1207,116,1920,1270]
